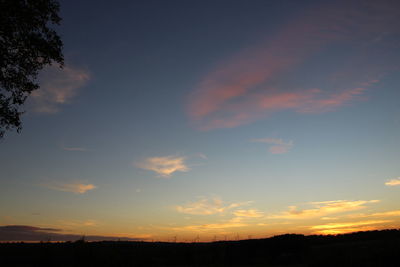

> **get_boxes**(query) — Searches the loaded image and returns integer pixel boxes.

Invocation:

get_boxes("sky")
[1,0,400,242]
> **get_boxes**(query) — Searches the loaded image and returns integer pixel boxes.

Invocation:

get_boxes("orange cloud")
[233,209,264,218]
[172,217,248,232]
[385,178,400,186]
[311,220,392,235]
[31,64,90,113]
[136,155,189,177]
[268,200,379,219]
[176,198,248,215]
[43,181,96,194]
[348,210,400,219]
[186,1,397,130]
[58,219,98,228]
[181,222,247,231]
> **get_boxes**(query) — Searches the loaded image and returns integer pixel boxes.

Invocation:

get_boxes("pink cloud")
[187,1,398,130]
[251,138,293,154]
[269,146,290,155]
[30,64,90,113]
[193,86,372,130]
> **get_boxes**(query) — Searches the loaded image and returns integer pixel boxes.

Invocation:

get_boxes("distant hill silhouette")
[1,229,399,266]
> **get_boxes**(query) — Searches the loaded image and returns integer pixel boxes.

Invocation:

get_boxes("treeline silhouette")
[1,229,399,266]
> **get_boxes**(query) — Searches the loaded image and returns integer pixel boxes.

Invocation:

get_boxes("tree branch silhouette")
[0,0,64,138]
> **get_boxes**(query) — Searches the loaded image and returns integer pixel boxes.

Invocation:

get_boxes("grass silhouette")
[1,229,399,266]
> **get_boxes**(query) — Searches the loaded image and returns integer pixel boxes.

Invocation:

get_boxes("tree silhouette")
[0,0,64,138]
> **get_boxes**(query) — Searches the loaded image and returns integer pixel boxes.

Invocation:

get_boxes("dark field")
[1,229,400,266]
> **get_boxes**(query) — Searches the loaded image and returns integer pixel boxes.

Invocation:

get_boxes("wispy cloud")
[30,64,90,113]
[310,220,392,235]
[385,177,400,186]
[43,181,96,194]
[176,197,248,215]
[195,153,208,160]
[268,200,379,219]
[321,217,339,221]
[187,1,398,130]
[233,209,264,218]
[251,138,293,154]
[136,155,189,177]
[179,222,247,232]
[57,219,98,228]
[347,210,400,219]
[0,225,145,242]
[172,217,248,232]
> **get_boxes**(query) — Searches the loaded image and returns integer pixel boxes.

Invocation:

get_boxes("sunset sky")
[1,0,400,242]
